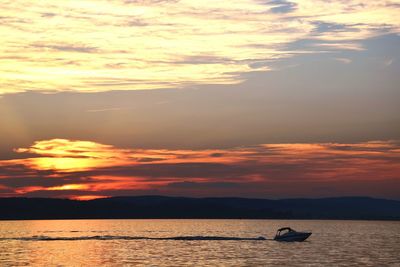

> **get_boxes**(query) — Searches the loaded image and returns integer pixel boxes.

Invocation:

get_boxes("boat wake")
[0,235,267,241]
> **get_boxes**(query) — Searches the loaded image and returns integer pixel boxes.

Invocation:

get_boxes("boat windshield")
[277,228,293,236]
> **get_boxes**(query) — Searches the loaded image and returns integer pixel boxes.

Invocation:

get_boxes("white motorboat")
[274,227,311,242]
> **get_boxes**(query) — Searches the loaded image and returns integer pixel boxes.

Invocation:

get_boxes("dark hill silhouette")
[0,196,399,220]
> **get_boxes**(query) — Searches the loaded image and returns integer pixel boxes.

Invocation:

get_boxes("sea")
[0,219,399,266]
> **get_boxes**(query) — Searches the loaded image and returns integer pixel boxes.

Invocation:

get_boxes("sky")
[0,0,399,200]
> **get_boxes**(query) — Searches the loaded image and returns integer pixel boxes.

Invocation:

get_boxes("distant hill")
[0,196,399,220]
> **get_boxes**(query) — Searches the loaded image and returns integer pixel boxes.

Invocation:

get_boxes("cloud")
[31,44,99,53]
[313,22,349,33]
[384,58,394,67]
[334,57,352,64]
[167,181,240,189]
[0,1,399,94]
[1,139,399,199]
[85,107,128,113]
[268,0,297,13]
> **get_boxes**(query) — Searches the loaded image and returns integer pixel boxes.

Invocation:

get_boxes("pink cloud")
[1,139,399,199]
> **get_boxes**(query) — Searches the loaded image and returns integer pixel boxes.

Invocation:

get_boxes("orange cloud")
[72,195,108,201]
[1,139,399,199]
[9,139,245,172]
[46,184,90,191]
[12,139,130,172]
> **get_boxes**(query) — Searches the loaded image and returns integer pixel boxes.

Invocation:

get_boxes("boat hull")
[274,232,311,242]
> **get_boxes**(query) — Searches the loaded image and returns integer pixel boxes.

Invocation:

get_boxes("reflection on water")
[0,220,399,266]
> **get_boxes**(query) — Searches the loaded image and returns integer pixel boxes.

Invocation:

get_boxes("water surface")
[0,220,399,266]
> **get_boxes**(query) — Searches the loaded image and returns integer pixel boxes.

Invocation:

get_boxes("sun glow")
[46,184,89,191]
[12,139,248,172]
[72,195,108,201]
[14,139,131,172]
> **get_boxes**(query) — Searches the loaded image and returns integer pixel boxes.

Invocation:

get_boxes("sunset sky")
[1,0,399,200]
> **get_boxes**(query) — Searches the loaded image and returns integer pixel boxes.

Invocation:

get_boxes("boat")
[274,227,311,242]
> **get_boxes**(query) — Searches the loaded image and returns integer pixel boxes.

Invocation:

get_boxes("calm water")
[0,220,399,266]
